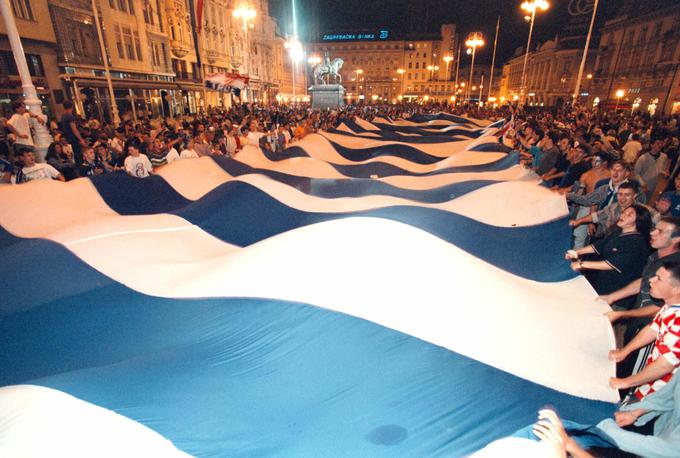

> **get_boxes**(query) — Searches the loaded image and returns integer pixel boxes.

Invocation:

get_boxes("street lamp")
[284,36,303,102]
[426,65,439,80]
[443,55,453,80]
[397,68,405,95]
[465,32,484,104]
[520,0,549,103]
[307,56,321,66]
[233,5,257,101]
[355,69,364,102]
[233,5,257,29]
[615,89,624,111]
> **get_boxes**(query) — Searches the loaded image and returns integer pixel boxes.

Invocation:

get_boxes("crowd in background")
[2,97,680,455]
[0,100,455,183]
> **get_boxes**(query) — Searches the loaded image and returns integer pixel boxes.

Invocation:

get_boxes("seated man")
[609,262,680,401]
[17,150,65,183]
[123,143,153,178]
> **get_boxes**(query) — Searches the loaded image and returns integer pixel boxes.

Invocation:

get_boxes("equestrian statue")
[312,55,344,85]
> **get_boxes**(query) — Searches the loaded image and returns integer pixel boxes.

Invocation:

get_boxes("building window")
[0,50,18,75]
[134,31,142,60]
[26,54,44,77]
[122,26,135,60]
[11,0,34,20]
[114,25,124,58]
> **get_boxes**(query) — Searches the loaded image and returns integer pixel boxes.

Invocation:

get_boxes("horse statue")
[312,57,344,85]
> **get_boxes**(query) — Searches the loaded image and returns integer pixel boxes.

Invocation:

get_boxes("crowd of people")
[0,100,429,183]
[3,96,680,456]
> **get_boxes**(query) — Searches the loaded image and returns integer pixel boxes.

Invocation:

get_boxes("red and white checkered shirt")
[635,304,680,400]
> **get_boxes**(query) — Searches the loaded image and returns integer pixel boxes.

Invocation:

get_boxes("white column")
[91,0,120,126]
[0,0,52,160]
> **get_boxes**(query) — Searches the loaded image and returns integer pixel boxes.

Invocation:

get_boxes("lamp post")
[0,0,52,160]
[284,36,303,102]
[615,89,624,111]
[233,5,257,101]
[428,65,439,80]
[488,16,500,101]
[92,0,120,126]
[479,74,484,106]
[443,55,453,81]
[454,43,462,102]
[426,65,439,98]
[355,68,363,103]
[520,0,549,104]
[397,68,405,97]
[465,32,484,104]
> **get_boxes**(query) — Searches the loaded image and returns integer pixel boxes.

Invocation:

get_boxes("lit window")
[11,0,34,20]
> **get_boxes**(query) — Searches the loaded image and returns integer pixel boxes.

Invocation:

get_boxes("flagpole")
[92,0,120,126]
[572,0,599,105]
[0,0,52,160]
[488,16,500,100]
[188,0,208,113]
[454,41,461,104]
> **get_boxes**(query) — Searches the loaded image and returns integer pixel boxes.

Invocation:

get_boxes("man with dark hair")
[603,218,680,377]
[533,130,561,177]
[6,100,43,157]
[17,149,64,183]
[635,134,669,202]
[555,142,591,190]
[59,101,87,171]
[570,180,644,238]
[604,217,680,320]
[609,261,680,400]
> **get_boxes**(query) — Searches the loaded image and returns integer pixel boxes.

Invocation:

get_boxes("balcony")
[170,41,192,59]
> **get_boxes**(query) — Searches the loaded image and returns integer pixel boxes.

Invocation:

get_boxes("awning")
[61,74,180,92]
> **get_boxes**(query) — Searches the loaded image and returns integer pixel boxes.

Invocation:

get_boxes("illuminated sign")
[322,30,390,41]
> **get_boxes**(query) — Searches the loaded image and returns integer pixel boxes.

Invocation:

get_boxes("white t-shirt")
[622,140,642,163]
[225,136,237,155]
[246,131,264,146]
[22,163,60,182]
[8,113,33,146]
[180,148,199,159]
[124,154,153,178]
[165,148,180,164]
[109,137,124,154]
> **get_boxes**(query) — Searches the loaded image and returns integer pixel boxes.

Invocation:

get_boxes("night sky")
[270,0,625,64]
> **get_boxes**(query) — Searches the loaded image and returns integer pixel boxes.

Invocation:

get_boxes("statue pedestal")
[309,84,345,110]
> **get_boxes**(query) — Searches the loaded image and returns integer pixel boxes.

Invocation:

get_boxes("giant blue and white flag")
[0,116,618,457]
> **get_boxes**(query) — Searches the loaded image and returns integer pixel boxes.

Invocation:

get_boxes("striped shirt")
[635,304,680,400]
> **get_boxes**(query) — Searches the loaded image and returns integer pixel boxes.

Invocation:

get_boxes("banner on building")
[205,73,250,92]
[196,0,205,34]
